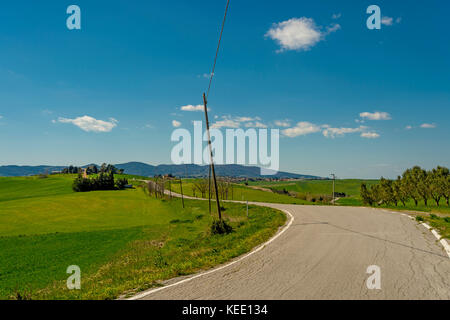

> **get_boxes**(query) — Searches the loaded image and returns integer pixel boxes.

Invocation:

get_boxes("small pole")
[180,177,185,208]
[169,180,172,199]
[330,173,336,205]
[246,200,249,218]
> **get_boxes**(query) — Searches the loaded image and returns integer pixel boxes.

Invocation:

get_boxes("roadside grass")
[418,214,450,239]
[0,176,286,299]
[338,196,450,239]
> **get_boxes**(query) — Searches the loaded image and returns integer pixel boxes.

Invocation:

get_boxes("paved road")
[133,198,450,300]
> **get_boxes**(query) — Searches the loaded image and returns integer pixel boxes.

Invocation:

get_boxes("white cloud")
[381,16,401,26]
[420,123,436,129]
[322,125,367,138]
[405,125,413,130]
[332,13,342,20]
[180,104,205,112]
[0,115,3,119]
[235,116,260,122]
[211,119,241,129]
[381,16,393,26]
[282,122,321,137]
[244,121,268,128]
[266,17,338,52]
[274,120,291,128]
[211,115,266,129]
[56,116,118,133]
[361,132,380,139]
[172,120,181,128]
[359,111,391,121]
[326,24,341,34]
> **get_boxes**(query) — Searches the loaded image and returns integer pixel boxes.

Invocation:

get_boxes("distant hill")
[0,162,321,179]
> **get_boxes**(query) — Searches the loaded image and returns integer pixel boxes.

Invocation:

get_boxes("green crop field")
[168,179,313,205]
[245,179,379,197]
[0,175,286,300]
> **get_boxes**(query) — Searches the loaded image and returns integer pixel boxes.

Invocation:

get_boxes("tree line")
[360,166,450,207]
[72,164,128,192]
[63,163,124,175]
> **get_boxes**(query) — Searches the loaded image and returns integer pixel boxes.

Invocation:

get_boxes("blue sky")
[0,0,449,178]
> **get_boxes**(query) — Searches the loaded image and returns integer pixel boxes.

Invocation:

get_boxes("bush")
[416,216,424,222]
[72,172,122,192]
[210,220,233,235]
[115,178,129,190]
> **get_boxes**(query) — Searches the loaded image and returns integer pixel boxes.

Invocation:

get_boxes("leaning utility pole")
[208,164,212,214]
[203,93,222,220]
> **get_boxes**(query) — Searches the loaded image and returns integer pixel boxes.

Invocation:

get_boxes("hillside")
[0,162,321,179]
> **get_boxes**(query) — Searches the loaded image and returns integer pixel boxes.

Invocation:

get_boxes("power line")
[206,0,231,100]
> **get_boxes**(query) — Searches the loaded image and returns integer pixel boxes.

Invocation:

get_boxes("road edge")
[127,207,294,300]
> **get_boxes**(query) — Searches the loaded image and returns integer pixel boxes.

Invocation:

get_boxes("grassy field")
[246,179,379,197]
[168,179,313,205]
[0,175,286,299]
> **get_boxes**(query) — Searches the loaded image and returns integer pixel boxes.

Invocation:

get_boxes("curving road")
[131,196,450,300]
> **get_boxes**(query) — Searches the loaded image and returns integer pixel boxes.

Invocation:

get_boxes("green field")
[168,179,313,205]
[0,175,286,299]
[246,179,379,197]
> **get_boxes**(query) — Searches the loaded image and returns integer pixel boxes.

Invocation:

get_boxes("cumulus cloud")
[405,125,413,130]
[180,104,205,112]
[282,122,321,137]
[274,120,291,128]
[211,119,241,129]
[322,125,367,138]
[244,121,268,128]
[381,16,401,26]
[172,120,181,128]
[56,115,118,133]
[359,111,391,121]
[265,17,339,52]
[420,123,436,129]
[211,115,267,129]
[361,132,380,139]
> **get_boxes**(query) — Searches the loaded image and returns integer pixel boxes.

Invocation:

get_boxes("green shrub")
[210,220,233,235]
[416,216,424,222]
[115,178,129,190]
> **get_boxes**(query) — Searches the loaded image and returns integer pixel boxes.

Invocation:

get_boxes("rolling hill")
[0,162,321,179]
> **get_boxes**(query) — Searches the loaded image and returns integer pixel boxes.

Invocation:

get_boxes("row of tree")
[193,178,234,200]
[72,171,128,192]
[361,166,450,207]
[63,163,124,175]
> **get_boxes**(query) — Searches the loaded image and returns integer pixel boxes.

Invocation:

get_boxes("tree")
[444,172,450,207]
[429,167,447,206]
[360,183,374,206]
[411,166,430,206]
[380,177,395,205]
[402,168,420,206]
[193,179,208,198]
[395,176,409,206]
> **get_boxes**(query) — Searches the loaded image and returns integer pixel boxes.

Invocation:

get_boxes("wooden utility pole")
[208,165,212,214]
[330,173,336,205]
[180,178,185,208]
[203,93,222,220]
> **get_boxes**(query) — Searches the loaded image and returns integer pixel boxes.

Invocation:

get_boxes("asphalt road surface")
[132,199,450,300]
